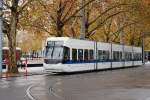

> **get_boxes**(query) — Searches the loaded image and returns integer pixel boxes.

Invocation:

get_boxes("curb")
[1,72,46,78]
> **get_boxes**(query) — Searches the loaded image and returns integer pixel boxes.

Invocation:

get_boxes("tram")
[43,37,143,73]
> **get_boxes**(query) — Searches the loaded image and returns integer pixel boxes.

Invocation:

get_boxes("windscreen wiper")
[51,42,55,58]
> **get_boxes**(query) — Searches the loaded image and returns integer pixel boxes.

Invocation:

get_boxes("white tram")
[43,37,143,73]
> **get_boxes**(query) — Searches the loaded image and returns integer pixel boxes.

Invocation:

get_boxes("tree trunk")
[7,11,19,73]
[57,29,63,37]
[8,36,18,73]
[106,34,110,42]
[56,24,63,37]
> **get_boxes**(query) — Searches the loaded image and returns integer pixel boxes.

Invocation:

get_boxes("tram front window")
[45,41,64,64]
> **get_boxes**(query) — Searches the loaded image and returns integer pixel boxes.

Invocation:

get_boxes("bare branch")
[3,1,11,9]
[87,10,127,38]
[49,15,57,24]
[112,21,139,42]
[61,0,75,22]
[89,3,128,25]
[30,24,55,36]
[18,0,35,13]
[63,0,96,24]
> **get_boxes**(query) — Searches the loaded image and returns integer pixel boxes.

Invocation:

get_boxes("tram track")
[49,86,64,100]
[25,73,94,100]
[25,73,91,100]
[48,79,64,100]
[26,84,38,100]
[26,76,64,100]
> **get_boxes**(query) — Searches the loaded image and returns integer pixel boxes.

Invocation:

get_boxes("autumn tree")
[3,0,37,73]
[79,0,128,40]
[6,0,150,61]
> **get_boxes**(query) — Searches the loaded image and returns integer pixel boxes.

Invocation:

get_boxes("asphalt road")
[1,65,150,100]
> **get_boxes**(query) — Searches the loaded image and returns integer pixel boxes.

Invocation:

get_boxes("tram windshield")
[45,41,70,64]
[45,41,64,60]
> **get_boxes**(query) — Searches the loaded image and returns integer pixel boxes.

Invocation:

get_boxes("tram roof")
[46,37,82,42]
[46,37,142,49]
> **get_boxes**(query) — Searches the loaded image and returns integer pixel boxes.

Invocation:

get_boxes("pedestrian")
[17,60,21,68]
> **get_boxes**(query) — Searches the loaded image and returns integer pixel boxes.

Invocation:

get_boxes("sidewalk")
[1,67,45,78]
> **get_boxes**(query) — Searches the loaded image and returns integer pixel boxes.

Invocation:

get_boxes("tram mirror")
[46,46,48,49]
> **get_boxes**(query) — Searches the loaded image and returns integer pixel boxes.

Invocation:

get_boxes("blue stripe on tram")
[63,60,142,64]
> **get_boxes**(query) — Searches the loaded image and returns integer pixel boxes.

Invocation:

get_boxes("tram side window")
[134,53,138,61]
[137,53,140,60]
[78,49,83,61]
[139,53,142,60]
[64,47,70,61]
[125,52,132,61]
[84,49,89,61]
[98,50,103,61]
[98,50,109,61]
[129,53,132,60]
[103,51,109,61]
[119,52,122,60]
[134,53,142,61]
[125,52,128,61]
[89,50,94,60]
[113,51,120,61]
[72,49,77,61]
[113,51,117,61]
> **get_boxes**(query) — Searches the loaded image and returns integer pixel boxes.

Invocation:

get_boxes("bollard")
[5,59,8,78]
[25,58,28,76]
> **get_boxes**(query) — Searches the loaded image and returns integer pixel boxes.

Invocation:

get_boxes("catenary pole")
[0,0,3,77]
[142,33,145,65]
[80,0,86,39]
